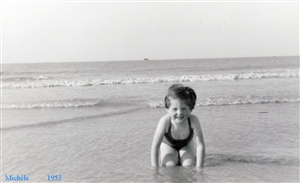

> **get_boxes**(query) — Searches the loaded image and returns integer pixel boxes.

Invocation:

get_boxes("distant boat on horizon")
[144,58,149,61]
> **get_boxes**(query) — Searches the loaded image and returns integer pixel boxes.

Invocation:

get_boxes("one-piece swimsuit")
[164,118,194,151]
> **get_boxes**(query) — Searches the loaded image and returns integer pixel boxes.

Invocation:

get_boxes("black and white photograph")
[1,0,299,182]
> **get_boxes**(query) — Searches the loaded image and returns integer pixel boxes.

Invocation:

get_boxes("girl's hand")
[191,166,204,174]
[195,166,204,173]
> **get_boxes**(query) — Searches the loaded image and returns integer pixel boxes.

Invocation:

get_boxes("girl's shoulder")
[189,114,200,126]
[159,114,171,128]
[160,114,171,124]
[189,114,199,121]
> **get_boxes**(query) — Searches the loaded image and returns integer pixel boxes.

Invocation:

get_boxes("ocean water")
[1,56,299,182]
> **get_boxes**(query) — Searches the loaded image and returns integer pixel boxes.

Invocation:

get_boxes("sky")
[1,1,299,63]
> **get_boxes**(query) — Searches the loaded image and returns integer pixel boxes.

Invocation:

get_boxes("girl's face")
[167,97,191,124]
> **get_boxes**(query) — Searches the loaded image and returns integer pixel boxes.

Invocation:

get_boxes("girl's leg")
[160,143,179,166]
[179,141,195,166]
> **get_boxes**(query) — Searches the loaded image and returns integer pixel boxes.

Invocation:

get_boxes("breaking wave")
[1,76,59,82]
[2,95,299,109]
[1,99,103,109]
[2,69,298,89]
[148,95,300,108]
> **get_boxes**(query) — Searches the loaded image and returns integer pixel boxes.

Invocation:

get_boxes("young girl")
[151,84,205,168]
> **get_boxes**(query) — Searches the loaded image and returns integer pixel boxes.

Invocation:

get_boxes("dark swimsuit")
[165,118,194,151]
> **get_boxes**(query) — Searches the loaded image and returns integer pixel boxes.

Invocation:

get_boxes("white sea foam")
[147,95,300,108]
[2,75,57,82]
[1,69,298,89]
[2,95,299,109]
[2,99,102,109]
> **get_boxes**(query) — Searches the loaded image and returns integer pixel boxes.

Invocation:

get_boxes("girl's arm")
[192,115,205,168]
[151,116,168,166]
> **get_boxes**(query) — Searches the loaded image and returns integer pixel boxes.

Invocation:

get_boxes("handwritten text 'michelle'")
[5,175,29,181]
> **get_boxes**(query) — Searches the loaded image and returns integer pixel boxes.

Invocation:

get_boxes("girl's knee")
[180,152,195,166]
[164,161,177,167]
[161,153,179,166]
[181,158,195,166]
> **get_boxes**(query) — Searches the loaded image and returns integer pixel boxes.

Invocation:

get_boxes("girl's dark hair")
[164,84,197,110]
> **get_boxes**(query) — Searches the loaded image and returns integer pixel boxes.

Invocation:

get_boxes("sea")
[1,56,299,182]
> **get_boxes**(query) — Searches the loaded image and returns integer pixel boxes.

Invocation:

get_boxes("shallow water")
[1,56,299,182]
[2,103,299,182]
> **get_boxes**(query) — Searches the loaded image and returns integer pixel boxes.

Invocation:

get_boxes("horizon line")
[2,55,299,65]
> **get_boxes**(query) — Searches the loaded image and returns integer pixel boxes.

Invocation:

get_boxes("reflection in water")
[149,153,300,182]
[151,166,208,182]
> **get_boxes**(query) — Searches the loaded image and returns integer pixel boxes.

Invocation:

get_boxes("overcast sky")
[1,1,299,63]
